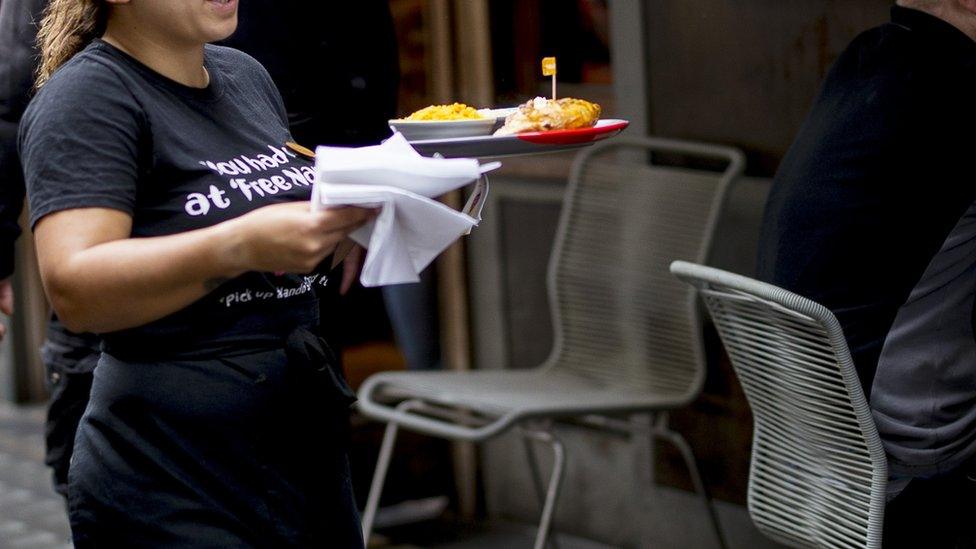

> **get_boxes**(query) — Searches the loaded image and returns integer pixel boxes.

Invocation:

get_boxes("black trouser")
[883,461,976,548]
[40,319,101,498]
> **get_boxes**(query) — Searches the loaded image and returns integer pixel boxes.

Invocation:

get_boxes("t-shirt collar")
[91,38,225,103]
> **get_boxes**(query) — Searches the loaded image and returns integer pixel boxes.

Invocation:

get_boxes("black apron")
[67,302,362,548]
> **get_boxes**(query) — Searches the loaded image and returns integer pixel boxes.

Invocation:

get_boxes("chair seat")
[359,368,685,419]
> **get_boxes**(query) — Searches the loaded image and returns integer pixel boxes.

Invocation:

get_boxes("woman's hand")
[225,202,374,275]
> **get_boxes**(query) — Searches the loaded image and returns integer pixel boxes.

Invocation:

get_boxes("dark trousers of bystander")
[40,319,101,497]
[882,460,976,548]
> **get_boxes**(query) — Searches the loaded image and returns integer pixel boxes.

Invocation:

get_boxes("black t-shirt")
[20,39,328,357]
[756,6,976,393]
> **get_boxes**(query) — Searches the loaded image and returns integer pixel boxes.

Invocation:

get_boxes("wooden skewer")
[286,141,316,160]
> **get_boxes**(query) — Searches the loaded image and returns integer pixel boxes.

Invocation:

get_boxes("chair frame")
[358,137,745,548]
[670,261,888,549]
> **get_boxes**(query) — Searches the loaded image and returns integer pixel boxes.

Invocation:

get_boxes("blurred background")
[0,0,892,547]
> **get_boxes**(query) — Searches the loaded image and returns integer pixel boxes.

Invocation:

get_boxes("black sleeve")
[19,61,144,228]
[0,0,46,278]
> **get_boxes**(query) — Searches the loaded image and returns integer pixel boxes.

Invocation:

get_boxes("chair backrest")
[544,137,743,402]
[670,261,887,549]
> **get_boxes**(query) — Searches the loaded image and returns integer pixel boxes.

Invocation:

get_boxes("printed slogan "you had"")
[188,145,316,216]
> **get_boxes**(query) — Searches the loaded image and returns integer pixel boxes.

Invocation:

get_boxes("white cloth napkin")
[313,133,499,286]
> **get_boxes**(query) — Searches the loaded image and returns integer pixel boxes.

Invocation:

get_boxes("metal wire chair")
[670,261,888,549]
[358,137,744,548]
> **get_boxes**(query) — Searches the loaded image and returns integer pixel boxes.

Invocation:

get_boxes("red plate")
[515,119,631,145]
[409,119,630,159]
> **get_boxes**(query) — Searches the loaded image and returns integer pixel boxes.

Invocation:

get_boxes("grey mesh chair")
[357,137,744,549]
[670,261,887,549]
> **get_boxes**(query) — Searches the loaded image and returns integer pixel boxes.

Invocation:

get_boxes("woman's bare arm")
[34,202,372,333]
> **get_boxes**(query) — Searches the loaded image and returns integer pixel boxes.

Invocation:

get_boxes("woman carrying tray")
[19,0,372,546]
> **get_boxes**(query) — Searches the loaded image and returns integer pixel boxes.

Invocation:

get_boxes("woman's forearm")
[35,203,370,334]
[43,219,246,334]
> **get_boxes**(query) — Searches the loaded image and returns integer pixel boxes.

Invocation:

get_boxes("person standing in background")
[0,0,39,338]
[0,0,103,499]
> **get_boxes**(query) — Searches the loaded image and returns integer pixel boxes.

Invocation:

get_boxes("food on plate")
[494,97,600,135]
[402,103,485,121]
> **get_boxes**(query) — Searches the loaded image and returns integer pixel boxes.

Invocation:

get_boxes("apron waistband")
[103,301,321,362]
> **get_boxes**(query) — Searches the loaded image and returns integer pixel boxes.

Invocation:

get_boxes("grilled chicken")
[495,97,601,135]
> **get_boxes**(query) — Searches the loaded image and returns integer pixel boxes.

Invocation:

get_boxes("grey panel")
[497,198,561,370]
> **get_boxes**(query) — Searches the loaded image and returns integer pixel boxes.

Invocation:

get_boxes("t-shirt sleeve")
[19,61,145,228]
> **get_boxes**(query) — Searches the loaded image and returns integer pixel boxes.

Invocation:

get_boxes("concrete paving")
[0,404,71,549]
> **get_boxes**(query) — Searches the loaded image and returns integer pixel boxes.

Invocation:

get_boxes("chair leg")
[362,399,427,544]
[651,416,728,549]
[522,434,561,549]
[361,418,401,545]
[522,429,566,549]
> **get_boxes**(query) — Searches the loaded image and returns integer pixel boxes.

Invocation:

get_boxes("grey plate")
[388,107,516,141]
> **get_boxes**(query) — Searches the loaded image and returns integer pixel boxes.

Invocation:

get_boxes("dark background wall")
[646,0,891,176]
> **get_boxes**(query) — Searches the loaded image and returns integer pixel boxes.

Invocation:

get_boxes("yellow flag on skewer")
[542,57,557,100]
[541,57,557,76]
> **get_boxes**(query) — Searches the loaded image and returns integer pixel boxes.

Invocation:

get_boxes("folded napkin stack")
[313,132,499,286]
